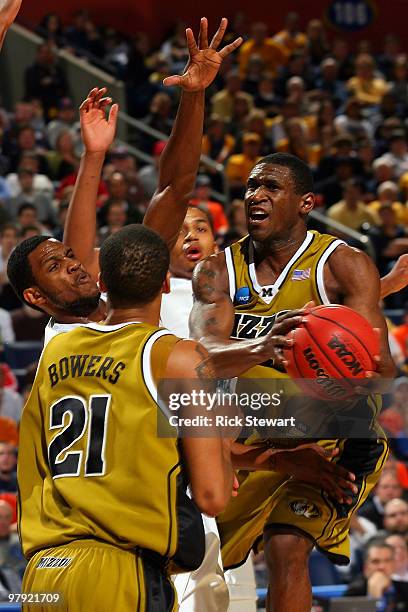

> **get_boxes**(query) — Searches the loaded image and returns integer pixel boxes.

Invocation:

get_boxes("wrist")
[82,150,106,161]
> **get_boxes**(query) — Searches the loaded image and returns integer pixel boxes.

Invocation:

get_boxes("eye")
[48,262,59,272]
[197,227,207,233]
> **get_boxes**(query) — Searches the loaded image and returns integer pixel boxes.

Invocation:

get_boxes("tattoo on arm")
[200,268,216,279]
[194,344,216,379]
[194,263,218,302]
[195,359,216,379]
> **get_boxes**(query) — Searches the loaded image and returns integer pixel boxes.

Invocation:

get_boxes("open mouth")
[184,245,202,261]
[76,272,91,285]
[248,207,269,223]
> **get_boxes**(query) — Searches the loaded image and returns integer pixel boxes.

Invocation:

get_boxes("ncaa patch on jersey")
[289,499,320,519]
[37,557,73,569]
[234,286,251,305]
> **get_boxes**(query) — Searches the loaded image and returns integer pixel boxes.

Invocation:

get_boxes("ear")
[300,192,315,215]
[23,287,46,309]
[97,273,107,294]
[162,271,171,295]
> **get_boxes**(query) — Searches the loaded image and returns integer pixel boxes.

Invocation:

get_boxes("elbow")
[193,489,229,518]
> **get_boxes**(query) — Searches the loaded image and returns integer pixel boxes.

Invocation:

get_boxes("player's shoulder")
[326,242,379,280]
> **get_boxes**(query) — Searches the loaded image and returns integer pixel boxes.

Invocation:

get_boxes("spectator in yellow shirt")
[273,12,307,54]
[368,181,408,226]
[327,178,379,231]
[226,132,262,199]
[239,22,288,79]
[211,70,253,122]
[347,54,389,105]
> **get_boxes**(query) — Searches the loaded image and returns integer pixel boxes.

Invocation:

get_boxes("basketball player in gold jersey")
[189,152,396,612]
[18,224,237,612]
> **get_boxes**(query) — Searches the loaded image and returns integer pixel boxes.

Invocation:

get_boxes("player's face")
[26,239,100,317]
[170,208,216,280]
[245,163,312,243]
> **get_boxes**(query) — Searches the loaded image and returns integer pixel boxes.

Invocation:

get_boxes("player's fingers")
[334,477,358,495]
[219,37,243,59]
[92,87,107,107]
[108,103,119,126]
[185,28,199,57]
[163,75,182,87]
[98,97,112,108]
[210,17,227,49]
[327,463,356,484]
[303,300,315,310]
[79,98,91,113]
[198,17,209,49]
[275,308,306,322]
[270,335,295,348]
[272,316,303,336]
[86,87,99,101]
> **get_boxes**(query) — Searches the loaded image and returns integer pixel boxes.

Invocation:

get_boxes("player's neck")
[104,301,161,327]
[253,227,308,268]
[52,299,106,325]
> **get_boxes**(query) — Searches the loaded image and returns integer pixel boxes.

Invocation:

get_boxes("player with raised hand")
[64,17,242,281]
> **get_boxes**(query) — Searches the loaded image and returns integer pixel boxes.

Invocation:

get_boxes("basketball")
[283,305,380,401]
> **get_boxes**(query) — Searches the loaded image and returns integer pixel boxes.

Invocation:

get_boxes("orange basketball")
[283,305,379,401]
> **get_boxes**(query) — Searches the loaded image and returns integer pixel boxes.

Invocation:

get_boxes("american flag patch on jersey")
[291,268,311,281]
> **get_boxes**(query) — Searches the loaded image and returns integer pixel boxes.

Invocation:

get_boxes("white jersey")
[160,277,194,339]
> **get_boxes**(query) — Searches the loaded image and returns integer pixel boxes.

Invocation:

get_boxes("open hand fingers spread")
[210,17,227,50]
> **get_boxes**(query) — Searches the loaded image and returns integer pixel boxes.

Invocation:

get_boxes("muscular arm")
[144,19,241,250]
[143,91,205,251]
[189,254,301,378]
[165,339,233,517]
[325,245,395,379]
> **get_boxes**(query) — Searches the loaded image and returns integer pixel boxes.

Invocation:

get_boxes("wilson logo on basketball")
[327,336,364,376]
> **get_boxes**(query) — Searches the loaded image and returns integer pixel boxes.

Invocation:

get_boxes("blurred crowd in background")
[0,9,406,608]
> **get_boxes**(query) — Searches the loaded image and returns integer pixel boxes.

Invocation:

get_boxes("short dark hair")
[17,203,37,216]
[364,537,394,563]
[0,223,18,237]
[254,152,314,195]
[99,224,169,307]
[7,235,51,307]
[19,225,41,239]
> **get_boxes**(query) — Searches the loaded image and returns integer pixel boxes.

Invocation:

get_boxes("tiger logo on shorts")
[289,500,320,519]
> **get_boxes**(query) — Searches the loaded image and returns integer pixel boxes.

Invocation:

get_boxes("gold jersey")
[18,321,204,571]
[225,230,344,378]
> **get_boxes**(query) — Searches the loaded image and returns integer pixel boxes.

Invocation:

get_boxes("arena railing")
[311,208,375,259]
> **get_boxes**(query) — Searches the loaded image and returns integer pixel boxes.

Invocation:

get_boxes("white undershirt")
[160,277,193,338]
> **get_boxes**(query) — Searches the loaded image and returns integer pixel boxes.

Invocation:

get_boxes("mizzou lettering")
[231,310,290,340]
